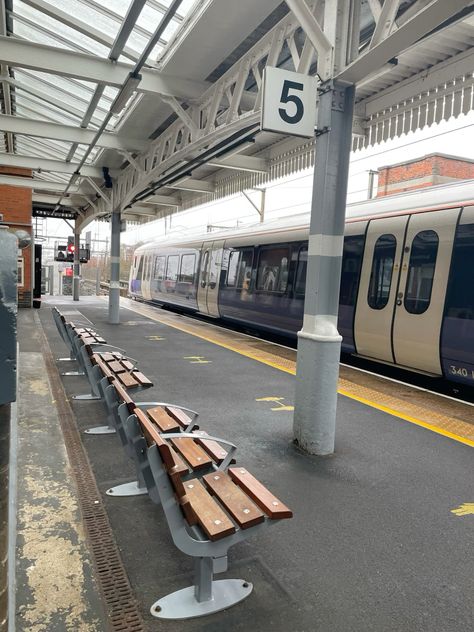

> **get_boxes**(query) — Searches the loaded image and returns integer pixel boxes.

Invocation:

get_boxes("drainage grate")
[39,318,145,632]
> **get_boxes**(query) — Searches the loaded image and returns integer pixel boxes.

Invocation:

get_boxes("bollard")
[0,227,18,632]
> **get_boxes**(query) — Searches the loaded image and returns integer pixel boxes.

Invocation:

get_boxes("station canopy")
[0,0,473,227]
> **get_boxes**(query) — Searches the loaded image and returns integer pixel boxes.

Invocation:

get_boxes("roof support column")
[293,80,355,455]
[72,227,80,301]
[108,209,121,324]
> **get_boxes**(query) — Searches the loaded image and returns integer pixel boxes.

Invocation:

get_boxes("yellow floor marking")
[450,503,474,516]
[184,355,212,364]
[121,298,473,448]
[147,335,165,341]
[256,396,294,412]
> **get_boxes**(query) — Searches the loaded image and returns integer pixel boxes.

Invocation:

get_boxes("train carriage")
[129,180,474,387]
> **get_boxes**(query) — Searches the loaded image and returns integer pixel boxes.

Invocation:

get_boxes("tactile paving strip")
[38,315,145,632]
[123,298,474,446]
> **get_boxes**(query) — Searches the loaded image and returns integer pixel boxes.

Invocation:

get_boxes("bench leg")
[150,557,252,619]
[106,480,147,497]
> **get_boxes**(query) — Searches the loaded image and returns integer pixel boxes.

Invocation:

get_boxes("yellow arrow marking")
[257,396,294,411]
[451,503,474,516]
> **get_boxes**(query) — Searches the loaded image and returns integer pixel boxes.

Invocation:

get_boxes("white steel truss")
[79,0,474,226]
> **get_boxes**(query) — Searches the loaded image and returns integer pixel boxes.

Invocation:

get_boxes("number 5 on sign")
[261,67,317,138]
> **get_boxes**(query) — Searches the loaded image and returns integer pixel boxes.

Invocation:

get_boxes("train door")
[141,253,153,300]
[354,216,407,363]
[196,240,225,316]
[391,208,458,374]
[354,209,459,374]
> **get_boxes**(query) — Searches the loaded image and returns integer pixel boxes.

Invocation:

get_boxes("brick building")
[0,167,33,308]
[376,153,474,197]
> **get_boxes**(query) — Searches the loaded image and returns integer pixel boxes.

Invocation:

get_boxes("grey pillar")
[72,228,80,301]
[0,227,17,631]
[108,209,121,324]
[293,80,355,455]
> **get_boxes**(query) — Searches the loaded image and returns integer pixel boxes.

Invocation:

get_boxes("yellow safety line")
[122,299,473,448]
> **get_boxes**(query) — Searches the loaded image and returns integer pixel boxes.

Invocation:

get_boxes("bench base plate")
[73,394,101,401]
[106,481,147,497]
[150,579,253,620]
[84,425,116,434]
[61,371,85,376]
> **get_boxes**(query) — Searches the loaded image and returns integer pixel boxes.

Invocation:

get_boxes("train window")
[295,247,307,295]
[200,250,209,285]
[147,256,153,281]
[153,256,166,280]
[179,254,196,283]
[227,249,253,288]
[340,235,365,306]
[166,255,179,282]
[257,247,289,293]
[367,234,396,310]
[137,256,144,280]
[404,230,439,314]
[227,251,239,286]
[445,223,474,320]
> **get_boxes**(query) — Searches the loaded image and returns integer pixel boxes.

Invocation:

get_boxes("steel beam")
[0,174,80,192]
[0,36,208,99]
[0,114,147,151]
[108,210,121,325]
[207,155,268,173]
[337,0,472,84]
[141,194,180,206]
[168,178,215,193]
[0,153,118,178]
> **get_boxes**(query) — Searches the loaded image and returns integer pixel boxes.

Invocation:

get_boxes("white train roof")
[135,178,474,253]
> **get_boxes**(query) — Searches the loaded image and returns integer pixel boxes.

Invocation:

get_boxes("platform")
[12,295,474,631]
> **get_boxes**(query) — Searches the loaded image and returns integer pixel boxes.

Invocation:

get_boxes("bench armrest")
[162,432,237,470]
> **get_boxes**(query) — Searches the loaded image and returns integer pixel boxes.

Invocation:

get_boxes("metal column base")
[72,394,101,401]
[61,371,85,376]
[84,425,116,435]
[106,481,147,497]
[150,579,253,620]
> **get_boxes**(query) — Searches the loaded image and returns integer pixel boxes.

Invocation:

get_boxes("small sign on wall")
[261,66,317,138]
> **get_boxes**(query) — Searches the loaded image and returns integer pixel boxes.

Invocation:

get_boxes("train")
[129,179,474,387]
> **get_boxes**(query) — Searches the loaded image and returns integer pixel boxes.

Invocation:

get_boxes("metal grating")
[38,318,145,632]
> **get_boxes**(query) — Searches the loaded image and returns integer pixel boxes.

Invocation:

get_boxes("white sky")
[42,111,474,256]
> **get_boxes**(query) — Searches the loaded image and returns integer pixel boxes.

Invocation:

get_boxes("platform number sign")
[261,67,317,138]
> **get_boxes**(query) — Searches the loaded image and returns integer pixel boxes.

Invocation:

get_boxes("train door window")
[166,255,179,281]
[445,223,474,320]
[137,256,144,280]
[295,247,307,295]
[339,235,365,306]
[404,230,439,314]
[236,249,253,288]
[154,256,166,280]
[179,254,196,283]
[367,234,396,309]
[257,247,289,293]
[200,250,209,286]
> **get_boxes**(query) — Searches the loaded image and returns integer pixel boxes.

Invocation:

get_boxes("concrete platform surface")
[26,296,474,631]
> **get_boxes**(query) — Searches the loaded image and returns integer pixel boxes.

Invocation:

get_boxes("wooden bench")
[126,409,292,619]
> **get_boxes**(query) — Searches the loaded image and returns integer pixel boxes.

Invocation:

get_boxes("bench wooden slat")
[165,406,192,428]
[117,372,139,388]
[192,431,228,464]
[146,406,181,433]
[183,478,236,541]
[170,437,213,470]
[132,371,153,387]
[98,352,115,363]
[94,356,114,380]
[134,409,188,476]
[228,468,293,520]
[108,360,126,373]
[203,471,265,529]
[121,360,134,371]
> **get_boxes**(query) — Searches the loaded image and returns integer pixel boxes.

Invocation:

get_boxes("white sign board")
[261,67,317,138]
